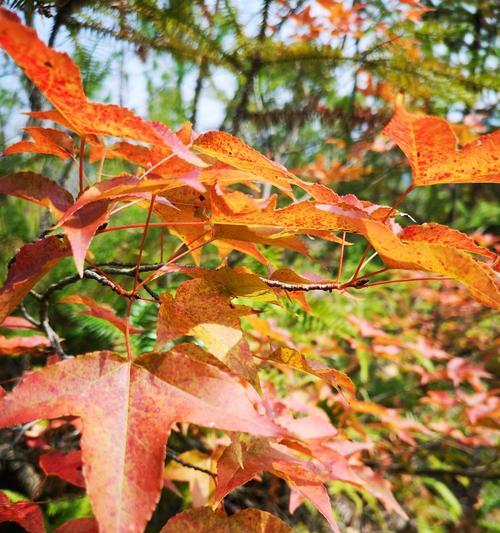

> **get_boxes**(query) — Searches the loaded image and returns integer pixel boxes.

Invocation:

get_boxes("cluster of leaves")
[0,5,498,533]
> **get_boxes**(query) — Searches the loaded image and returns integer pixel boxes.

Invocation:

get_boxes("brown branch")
[39,297,67,358]
[261,278,344,292]
[229,0,272,134]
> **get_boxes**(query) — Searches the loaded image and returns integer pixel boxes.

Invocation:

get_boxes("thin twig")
[133,195,156,293]
[166,448,216,478]
[19,303,40,327]
[39,297,67,358]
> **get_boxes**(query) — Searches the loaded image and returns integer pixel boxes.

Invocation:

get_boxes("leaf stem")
[337,231,346,284]
[78,135,86,194]
[362,276,451,288]
[124,299,133,363]
[133,194,156,293]
[98,221,205,234]
[350,184,415,281]
[136,234,212,290]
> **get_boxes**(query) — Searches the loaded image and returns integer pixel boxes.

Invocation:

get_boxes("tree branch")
[166,448,216,478]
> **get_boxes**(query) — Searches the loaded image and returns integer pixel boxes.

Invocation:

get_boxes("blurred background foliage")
[0,1,498,532]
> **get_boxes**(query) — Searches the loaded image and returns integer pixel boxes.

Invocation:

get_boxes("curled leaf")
[4,127,75,160]
[383,103,500,186]
[268,347,355,399]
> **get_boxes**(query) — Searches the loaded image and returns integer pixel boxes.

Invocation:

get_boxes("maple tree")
[0,4,498,533]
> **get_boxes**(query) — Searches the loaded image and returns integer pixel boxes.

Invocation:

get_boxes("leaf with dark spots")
[210,194,500,309]
[267,347,356,399]
[0,347,287,533]
[400,223,497,261]
[383,103,500,186]
[193,130,299,194]
[0,9,204,164]
[156,272,263,385]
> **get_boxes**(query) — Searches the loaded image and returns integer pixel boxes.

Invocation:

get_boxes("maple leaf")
[156,269,274,385]
[0,335,50,356]
[209,189,381,237]
[361,222,500,310]
[193,131,299,194]
[351,466,408,519]
[0,171,111,275]
[267,347,355,399]
[0,236,71,323]
[214,437,340,532]
[27,109,74,130]
[383,103,500,186]
[399,223,497,261]
[54,518,98,533]
[0,492,45,533]
[0,316,38,330]
[210,193,500,309]
[0,9,206,166]
[62,200,110,277]
[0,172,112,275]
[0,345,287,533]
[0,172,73,217]
[4,126,75,160]
[214,239,270,266]
[162,507,292,533]
[40,449,85,487]
[60,295,143,334]
[213,224,312,257]
[89,139,152,166]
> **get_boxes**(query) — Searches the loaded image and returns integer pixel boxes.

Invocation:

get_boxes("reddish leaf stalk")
[382,184,416,223]
[355,267,390,280]
[98,221,206,234]
[337,231,346,284]
[136,235,213,291]
[351,184,415,282]
[78,135,86,194]
[133,194,156,293]
[124,299,133,362]
[137,153,175,180]
[167,229,212,263]
[362,276,452,288]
